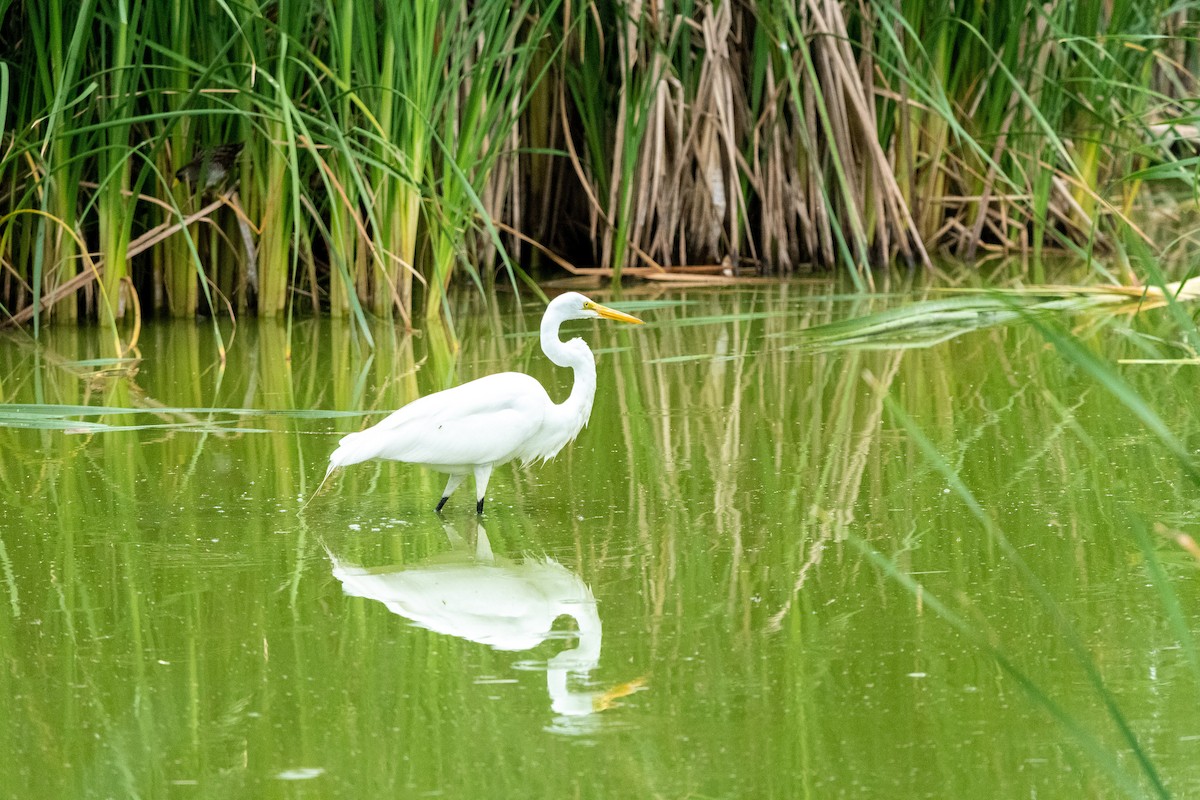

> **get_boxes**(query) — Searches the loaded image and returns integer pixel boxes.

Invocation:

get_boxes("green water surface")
[1,283,1198,798]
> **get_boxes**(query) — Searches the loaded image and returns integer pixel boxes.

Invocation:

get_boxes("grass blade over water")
[877,391,1170,798]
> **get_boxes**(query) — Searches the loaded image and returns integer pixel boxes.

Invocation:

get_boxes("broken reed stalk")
[2,196,231,328]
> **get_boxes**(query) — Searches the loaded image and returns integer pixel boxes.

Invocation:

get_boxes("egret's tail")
[299,464,336,513]
[299,434,374,513]
[326,431,379,473]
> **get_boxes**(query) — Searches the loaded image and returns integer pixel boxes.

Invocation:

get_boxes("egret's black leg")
[473,464,493,517]
[437,474,466,515]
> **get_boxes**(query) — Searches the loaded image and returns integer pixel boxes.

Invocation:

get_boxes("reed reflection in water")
[1,281,1199,796]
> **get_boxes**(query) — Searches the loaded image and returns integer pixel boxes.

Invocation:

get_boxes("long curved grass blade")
[798,295,1038,350]
[0,403,368,420]
[1028,316,1200,485]
[849,534,1161,800]
[0,61,8,143]
[882,392,1169,797]
[1129,518,1200,687]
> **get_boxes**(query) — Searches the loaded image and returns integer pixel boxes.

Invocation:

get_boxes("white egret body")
[324,292,643,512]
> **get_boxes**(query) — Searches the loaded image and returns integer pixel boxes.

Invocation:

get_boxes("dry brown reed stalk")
[751,57,812,271]
[682,3,749,265]
[810,0,929,269]
[556,83,667,272]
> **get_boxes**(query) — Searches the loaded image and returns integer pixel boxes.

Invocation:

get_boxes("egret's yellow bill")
[585,301,644,325]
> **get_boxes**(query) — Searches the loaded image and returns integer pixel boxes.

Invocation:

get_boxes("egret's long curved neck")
[541,310,597,435]
[546,606,603,716]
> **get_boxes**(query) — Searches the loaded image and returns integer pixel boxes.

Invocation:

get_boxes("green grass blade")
[1028,315,1200,485]
[883,392,1169,796]
[848,534,1161,799]
[1129,517,1200,687]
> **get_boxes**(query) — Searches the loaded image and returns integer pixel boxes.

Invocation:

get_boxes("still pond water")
[1,280,1198,798]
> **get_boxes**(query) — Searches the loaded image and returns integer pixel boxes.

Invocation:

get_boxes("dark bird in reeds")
[175,143,243,191]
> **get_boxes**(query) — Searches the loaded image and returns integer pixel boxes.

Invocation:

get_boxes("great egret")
[323,292,643,513]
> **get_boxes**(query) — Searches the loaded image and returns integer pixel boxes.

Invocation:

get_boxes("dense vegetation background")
[1,0,1198,333]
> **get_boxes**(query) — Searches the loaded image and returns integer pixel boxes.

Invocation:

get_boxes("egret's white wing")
[331,372,551,469]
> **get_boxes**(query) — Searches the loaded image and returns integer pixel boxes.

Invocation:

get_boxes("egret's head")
[551,292,644,324]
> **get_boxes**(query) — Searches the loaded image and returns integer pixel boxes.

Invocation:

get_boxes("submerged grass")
[826,273,1200,795]
[852,535,1163,799]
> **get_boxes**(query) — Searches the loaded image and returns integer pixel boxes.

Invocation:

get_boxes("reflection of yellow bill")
[593,676,649,712]
[586,301,644,325]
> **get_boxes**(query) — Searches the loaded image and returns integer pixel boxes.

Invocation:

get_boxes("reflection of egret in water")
[327,523,644,721]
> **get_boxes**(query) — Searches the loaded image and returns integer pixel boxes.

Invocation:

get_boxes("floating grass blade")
[798,295,1035,350]
[0,403,372,434]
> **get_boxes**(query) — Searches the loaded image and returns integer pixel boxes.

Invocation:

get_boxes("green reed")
[1,0,1199,341]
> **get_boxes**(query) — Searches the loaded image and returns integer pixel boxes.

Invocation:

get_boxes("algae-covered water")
[0,282,1198,798]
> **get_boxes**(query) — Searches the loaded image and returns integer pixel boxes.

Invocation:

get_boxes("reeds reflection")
[2,281,1199,796]
[327,522,644,720]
